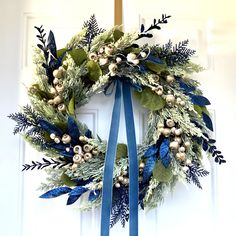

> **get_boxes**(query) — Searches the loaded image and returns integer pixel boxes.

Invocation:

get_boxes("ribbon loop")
[100,78,139,236]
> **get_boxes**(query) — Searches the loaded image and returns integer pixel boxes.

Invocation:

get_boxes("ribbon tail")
[123,81,139,236]
[100,80,122,236]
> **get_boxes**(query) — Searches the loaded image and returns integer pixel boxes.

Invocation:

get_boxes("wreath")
[9,14,225,232]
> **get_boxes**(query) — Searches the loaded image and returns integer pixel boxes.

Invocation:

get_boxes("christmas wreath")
[9,14,225,234]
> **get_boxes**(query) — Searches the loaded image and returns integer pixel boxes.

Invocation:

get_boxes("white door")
[3,0,235,236]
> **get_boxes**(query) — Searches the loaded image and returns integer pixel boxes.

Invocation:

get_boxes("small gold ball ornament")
[62,134,71,144]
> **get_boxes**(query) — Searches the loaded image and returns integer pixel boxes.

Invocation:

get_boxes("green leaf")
[133,87,166,111]
[145,61,167,74]
[194,105,210,116]
[116,143,128,160]
[57,48,67,58]
[69,49,87,65]
[86,60,102,81]
[113,29,124,42]
[68,94,75,116]
[61,173,77,187]
[153,161,173,182]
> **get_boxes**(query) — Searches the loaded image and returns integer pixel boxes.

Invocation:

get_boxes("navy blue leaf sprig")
[138,14,171,40]
[22,157,71,171]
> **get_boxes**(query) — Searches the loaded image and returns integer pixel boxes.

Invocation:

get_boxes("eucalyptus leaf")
[133,87,166,111]
[153,161,173,182]
[86,60,102,81]
[116,143,128,160]
[145,61,167,74]
[113,29,124,42]
[57,48,67,58]
[69,49,87,65]
[68,94,75,116]
[61,173,77,187]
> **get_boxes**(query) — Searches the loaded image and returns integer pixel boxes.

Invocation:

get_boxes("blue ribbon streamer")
[100,78,139,236]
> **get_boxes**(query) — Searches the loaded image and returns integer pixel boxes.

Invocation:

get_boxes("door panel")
[21,1,219,236]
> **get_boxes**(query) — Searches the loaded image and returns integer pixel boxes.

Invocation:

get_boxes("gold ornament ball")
[169,141,179,150]
[162,128,171,137]
[166,119,175,128]
[180,100,185,106]
[54,137,60,144]
[84,152,92,161]
[179,146,186,153]
[127,52,137,62]
[99,57,109,66]
[92,149,98,155]
[174,136,182,144]
[89,52,98,61]
[73,145,83,154]
[166,94,175,104]
[58,103,66,112]
[184,141,191,148]
[53,77,60,85]
[79,136,88,143]
[73,154,83,164]
[116,57,122,63]
[83,144,93,153]
[140,51,147,58]
[108,63,118,76]
[55,84,64,93]
[105,45,113,55]
[122,177,129,185]
[139,162,145,168]
[118,176,124,182]
[174,128,182,136]
[166,75,175,83]
[50,87,57,95]
[176,97,182,104]
[62,134,72,144]
[53,96,62,105]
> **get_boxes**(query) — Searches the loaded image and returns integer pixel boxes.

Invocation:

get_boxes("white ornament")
[62,134,71,144]
[108,63,118,76]
[58,103,66,112]
[105,45,113,55]
[50,133,56,140]
[73,154,83,164]
[127,53,137,62]
[89,52,98,61]
[99,57,108,66]
[140,51,147,58]
[175,128,182,136]
[116,57,122,63]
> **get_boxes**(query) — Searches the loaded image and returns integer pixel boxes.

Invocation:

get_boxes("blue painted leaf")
[39,187,71,199]
[147,55,162,64]
[202,139,208,151]
[160,139,171,168]
[161,152,171,168]
[48,143,68,151]
[202,112,214,131]
[189,94,211,106]
[140,24,145,33]
[69,186,88,196]
[85,129,92,138]
[159,139,170,159]
[66,194,81,205]
[139,64,147,73]
[39,119,63,136]
[73,178,92,186]
[176,78,196,93]
[67,116,80,145]
[144,145,158,158]
[47,30,57,58]
[143,155,157,182]
[60,150,74,158]
[88,190,101,201]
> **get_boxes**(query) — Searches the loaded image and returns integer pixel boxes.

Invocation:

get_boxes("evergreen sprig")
[8,105,41,135]
[186,161,209,189]
[138,14,171,40]
[110,187,129,228]
[82,14,105,50]
[22,157,70,171]
[158,40,195,66]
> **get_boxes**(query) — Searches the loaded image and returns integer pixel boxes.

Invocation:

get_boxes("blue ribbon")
[100,77,139,236]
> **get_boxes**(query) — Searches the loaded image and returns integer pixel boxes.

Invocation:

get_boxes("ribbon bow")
[100,77,139,236]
